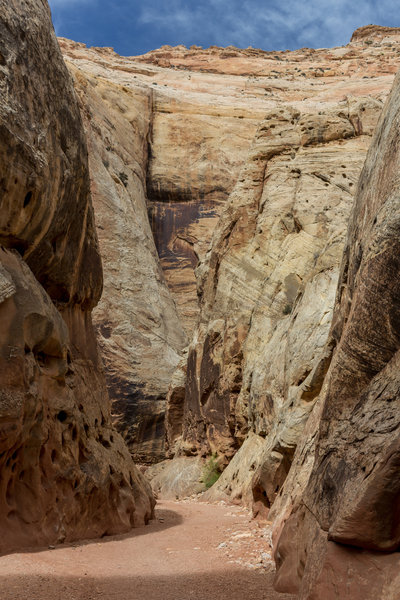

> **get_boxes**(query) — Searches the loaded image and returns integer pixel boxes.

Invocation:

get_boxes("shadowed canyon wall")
[273,68,400,600]
[59,27,400,464]
[0,0,153,553]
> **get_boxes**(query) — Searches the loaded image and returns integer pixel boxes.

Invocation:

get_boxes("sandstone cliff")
[162,29,400,510]
[0,0,153,553]
[59,27,400,464]
[58,38,263,460]
[273,68,400,600]
[63,56,188,462]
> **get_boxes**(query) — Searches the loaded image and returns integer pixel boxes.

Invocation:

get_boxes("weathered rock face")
[0,0,153,554]
[174,96,386,506]
[59,27,400,464]
[60,39,263,338]
[58,39,264,460]
[59,55,188,462]
[157,27,400,506]
[273,69,400,600]
[145,456,206,500]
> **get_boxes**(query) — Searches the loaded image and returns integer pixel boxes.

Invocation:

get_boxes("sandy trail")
[0,500,295,600]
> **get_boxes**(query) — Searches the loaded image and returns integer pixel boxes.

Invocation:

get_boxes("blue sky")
[48,0,399,56]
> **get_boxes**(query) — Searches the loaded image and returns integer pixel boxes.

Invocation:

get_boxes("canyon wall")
[62,55,188,462]
[177,99,379,503]
[273,68,400,600]
[60,27,400,463]
[59,38,264,459]
[163,28,400,511]
[0,0,153,553]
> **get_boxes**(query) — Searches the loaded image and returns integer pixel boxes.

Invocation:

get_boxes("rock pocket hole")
[23,191,33,208]
[99,435,111,448]
[6,479,13,504]
[57,410,68,423]
[252,483,271,518]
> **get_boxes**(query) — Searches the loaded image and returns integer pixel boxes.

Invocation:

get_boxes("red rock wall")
[0,0,154,554]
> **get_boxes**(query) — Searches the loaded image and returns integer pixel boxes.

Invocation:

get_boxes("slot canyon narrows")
[1,1,400,598]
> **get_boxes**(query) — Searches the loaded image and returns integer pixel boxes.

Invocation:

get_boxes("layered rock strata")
[0,0,153,553]
[171,96,385,508]
[273,69,400,600]
[59,27,400,463]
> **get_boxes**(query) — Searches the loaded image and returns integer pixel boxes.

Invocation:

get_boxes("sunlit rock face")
[273,68,400,600]
[59,27,400,464]
[59,38,262,460]
[179,101,378,474]
[0,0,154,554]
[165,27,400,505]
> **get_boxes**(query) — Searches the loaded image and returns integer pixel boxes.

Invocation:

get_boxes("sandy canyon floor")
[0,500,296,600]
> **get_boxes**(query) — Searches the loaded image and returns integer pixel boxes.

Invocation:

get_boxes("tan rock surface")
[60,37,263,337]
[274,69,400,599]
[60,27,400,465]
[0,0,153,554]
[65,63,188,462]
[145,456,206,499]
[177,98,382,503]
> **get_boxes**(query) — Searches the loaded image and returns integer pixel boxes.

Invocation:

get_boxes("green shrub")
[201,454,221,489]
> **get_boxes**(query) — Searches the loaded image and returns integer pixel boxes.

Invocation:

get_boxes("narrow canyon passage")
[0,501,295,600]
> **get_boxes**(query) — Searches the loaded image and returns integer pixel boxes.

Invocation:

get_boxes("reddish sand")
[0,500,296,600]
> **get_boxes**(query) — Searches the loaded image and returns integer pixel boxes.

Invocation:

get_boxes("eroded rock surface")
[274,69,400,600]
[59,27,400,464]
[174,96,385,509]
[63,60,188,462]
[145,456,206,499]
[0,0,153,554]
